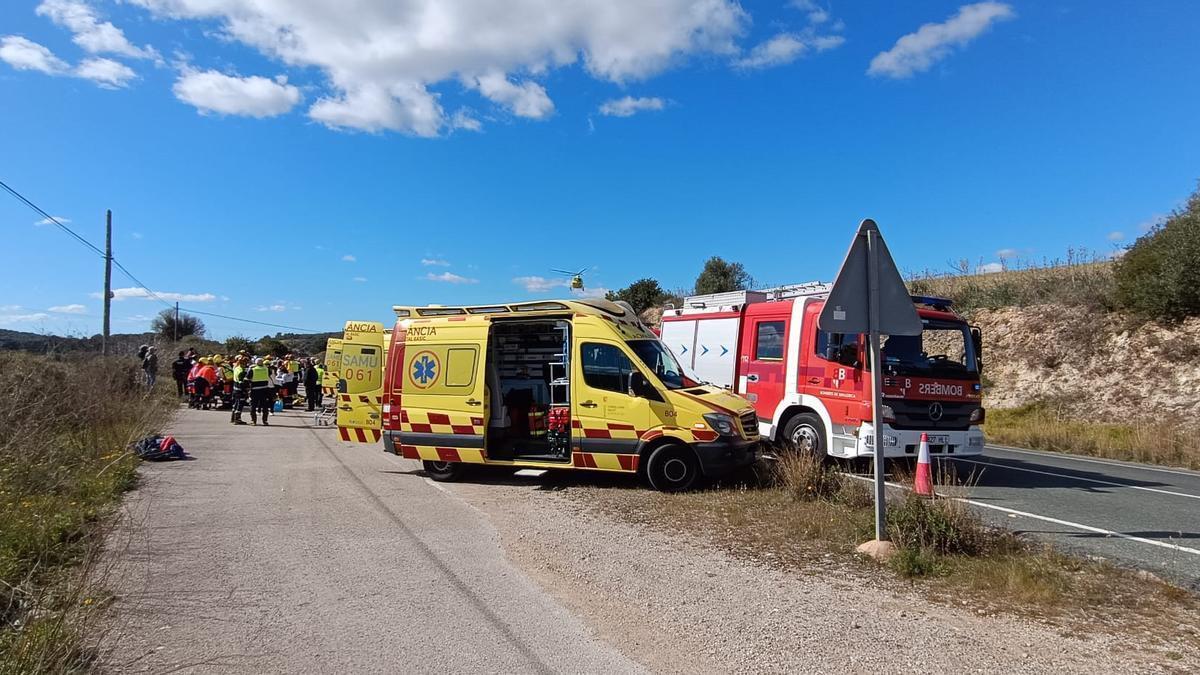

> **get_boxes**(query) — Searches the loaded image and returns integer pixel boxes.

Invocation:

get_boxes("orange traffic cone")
[914,432,934,497]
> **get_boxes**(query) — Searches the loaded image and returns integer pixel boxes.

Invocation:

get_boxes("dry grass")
[908,252,1116,313]
[0,353,175,673]
[987,401,1200,470]
[575,455,1199,652]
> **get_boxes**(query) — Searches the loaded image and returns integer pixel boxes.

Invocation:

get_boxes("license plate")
[928,435,950,445]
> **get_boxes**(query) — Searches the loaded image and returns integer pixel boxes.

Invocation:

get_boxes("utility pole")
[174,302,179,342]
[102,209,112,356]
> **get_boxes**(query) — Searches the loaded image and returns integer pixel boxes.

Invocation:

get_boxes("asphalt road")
[944,445,1200,591]
[101,408,640,673]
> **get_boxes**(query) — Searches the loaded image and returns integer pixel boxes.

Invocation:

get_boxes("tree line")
[605,256,754,314]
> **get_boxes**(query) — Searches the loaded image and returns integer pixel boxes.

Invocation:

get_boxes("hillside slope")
[972,304,1200,423]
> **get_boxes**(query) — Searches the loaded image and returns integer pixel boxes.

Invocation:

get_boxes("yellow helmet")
[199,357,210,365]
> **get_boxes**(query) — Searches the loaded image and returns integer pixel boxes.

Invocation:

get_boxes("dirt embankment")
[971,304,1200,422]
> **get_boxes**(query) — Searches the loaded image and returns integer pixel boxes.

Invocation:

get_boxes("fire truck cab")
[660,284,985,459]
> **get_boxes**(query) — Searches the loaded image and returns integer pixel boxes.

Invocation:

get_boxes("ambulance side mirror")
[628,372,662,401]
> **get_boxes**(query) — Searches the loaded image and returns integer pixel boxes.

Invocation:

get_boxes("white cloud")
[0,36,69,74]
[37,0,158,60]
[735,32,843,69]
[130,0,749,135]
[1107,231,1125,242]
[48,303,87,314]
[131,231,143,239]
[256,304,286,312]
[976,262,1004,274]
[174,68,301,117]
[996,248,1018,259]
[76,57,136,88]
[451,109,482,132]
[472,71,554,119]
[869,2,1015,79]
[97,287,217,302]
[421,258,450,267]
[426,272,478,284]
[1136,214,1165,233]
[0,312,51,325]
[34,215,70,226]
[352,276,368,282]
[789,1,829,24]
[514,275,570,292]
[0,305,20,312]
[599,96,665,117]
[341,254,356,262]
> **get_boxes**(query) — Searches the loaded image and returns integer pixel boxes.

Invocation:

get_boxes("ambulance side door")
[574,340,651,456]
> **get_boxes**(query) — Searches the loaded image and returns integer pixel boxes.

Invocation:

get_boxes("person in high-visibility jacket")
[247,357,274,426]
[230,356,249,425]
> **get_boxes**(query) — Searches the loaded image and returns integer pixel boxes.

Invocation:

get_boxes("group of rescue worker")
[171,349,325,426]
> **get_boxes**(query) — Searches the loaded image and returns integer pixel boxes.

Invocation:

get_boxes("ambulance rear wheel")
[783,413,826,459]
[646,444,701,492]
[423,460,463,482]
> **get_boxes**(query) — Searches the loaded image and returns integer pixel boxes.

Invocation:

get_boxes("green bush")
[1114,187,1200,321]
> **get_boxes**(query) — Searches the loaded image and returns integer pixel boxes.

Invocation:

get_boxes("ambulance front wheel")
[646,444,701,492]
[423,460,463,482]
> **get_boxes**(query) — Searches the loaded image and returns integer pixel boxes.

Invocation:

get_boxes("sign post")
[818,219,921,555]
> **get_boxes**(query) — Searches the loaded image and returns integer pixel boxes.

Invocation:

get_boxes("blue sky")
[2,1,1198,339]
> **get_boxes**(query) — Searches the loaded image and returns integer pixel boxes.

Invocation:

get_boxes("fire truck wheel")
[782,413,826,459]
[423,460,463,482]
[646,444,701,492]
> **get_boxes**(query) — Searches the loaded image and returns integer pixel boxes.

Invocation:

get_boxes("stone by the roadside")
[856,539,896,562]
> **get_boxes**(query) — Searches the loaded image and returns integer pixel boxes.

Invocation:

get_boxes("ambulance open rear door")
[322,338,343,396]
[336,321,385,443]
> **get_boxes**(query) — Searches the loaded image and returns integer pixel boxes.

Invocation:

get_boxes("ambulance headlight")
[703,413,737,436]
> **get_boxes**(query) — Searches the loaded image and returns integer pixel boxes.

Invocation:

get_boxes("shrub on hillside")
[1114,187,1200,321]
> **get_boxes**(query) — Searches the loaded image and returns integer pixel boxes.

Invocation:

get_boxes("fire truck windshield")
[627,339,696,390]
[878,320,979,379]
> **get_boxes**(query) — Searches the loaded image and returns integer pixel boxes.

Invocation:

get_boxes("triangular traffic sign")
[818,219,922,336]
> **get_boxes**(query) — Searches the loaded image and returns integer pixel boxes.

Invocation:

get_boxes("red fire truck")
[660,284,985,459]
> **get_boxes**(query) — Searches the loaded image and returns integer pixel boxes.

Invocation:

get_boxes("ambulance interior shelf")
[486,320,572,460]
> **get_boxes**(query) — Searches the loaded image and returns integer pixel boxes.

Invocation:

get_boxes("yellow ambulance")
[377,299,760,491]
[321,337,342,396]
[334,321,388,443]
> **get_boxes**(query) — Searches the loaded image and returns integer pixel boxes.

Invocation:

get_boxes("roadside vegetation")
[0,353,175,673]
[985,402,1200,470]
[582,453,1199,653]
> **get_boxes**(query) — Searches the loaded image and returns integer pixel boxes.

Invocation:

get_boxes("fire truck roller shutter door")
[660,318,698,371]
[692,317,739,390]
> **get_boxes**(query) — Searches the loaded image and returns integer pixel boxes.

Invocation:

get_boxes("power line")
[1,179,106,257]
[3,179,324,334]
[181,308,322,334]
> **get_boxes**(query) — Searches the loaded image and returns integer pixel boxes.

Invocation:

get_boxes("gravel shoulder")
[442,472,1197,674]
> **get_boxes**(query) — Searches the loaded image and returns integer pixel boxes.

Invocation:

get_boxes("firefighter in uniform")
[248,357,273,426]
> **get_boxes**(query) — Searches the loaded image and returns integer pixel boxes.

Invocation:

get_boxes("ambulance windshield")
[879,320,979,379]
[627,339,697,390]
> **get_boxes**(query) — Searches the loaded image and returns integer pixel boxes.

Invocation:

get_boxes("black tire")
[422,460,463,482]
[781,412,827,459]
[645,444,702,492]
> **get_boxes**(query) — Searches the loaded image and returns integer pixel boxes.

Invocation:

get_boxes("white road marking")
[845,474,1200,558]
[954,457,1200,502]
[986,444,1200,478]
[424,477,450,493]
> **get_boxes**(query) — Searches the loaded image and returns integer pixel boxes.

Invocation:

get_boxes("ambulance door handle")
[581,400,598,408]
[746,374,759,383]
[466,398,482,406]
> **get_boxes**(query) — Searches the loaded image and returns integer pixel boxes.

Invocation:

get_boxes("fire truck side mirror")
[971,326,983,369]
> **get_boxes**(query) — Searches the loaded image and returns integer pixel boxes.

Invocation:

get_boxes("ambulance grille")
[739,411,759,437]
